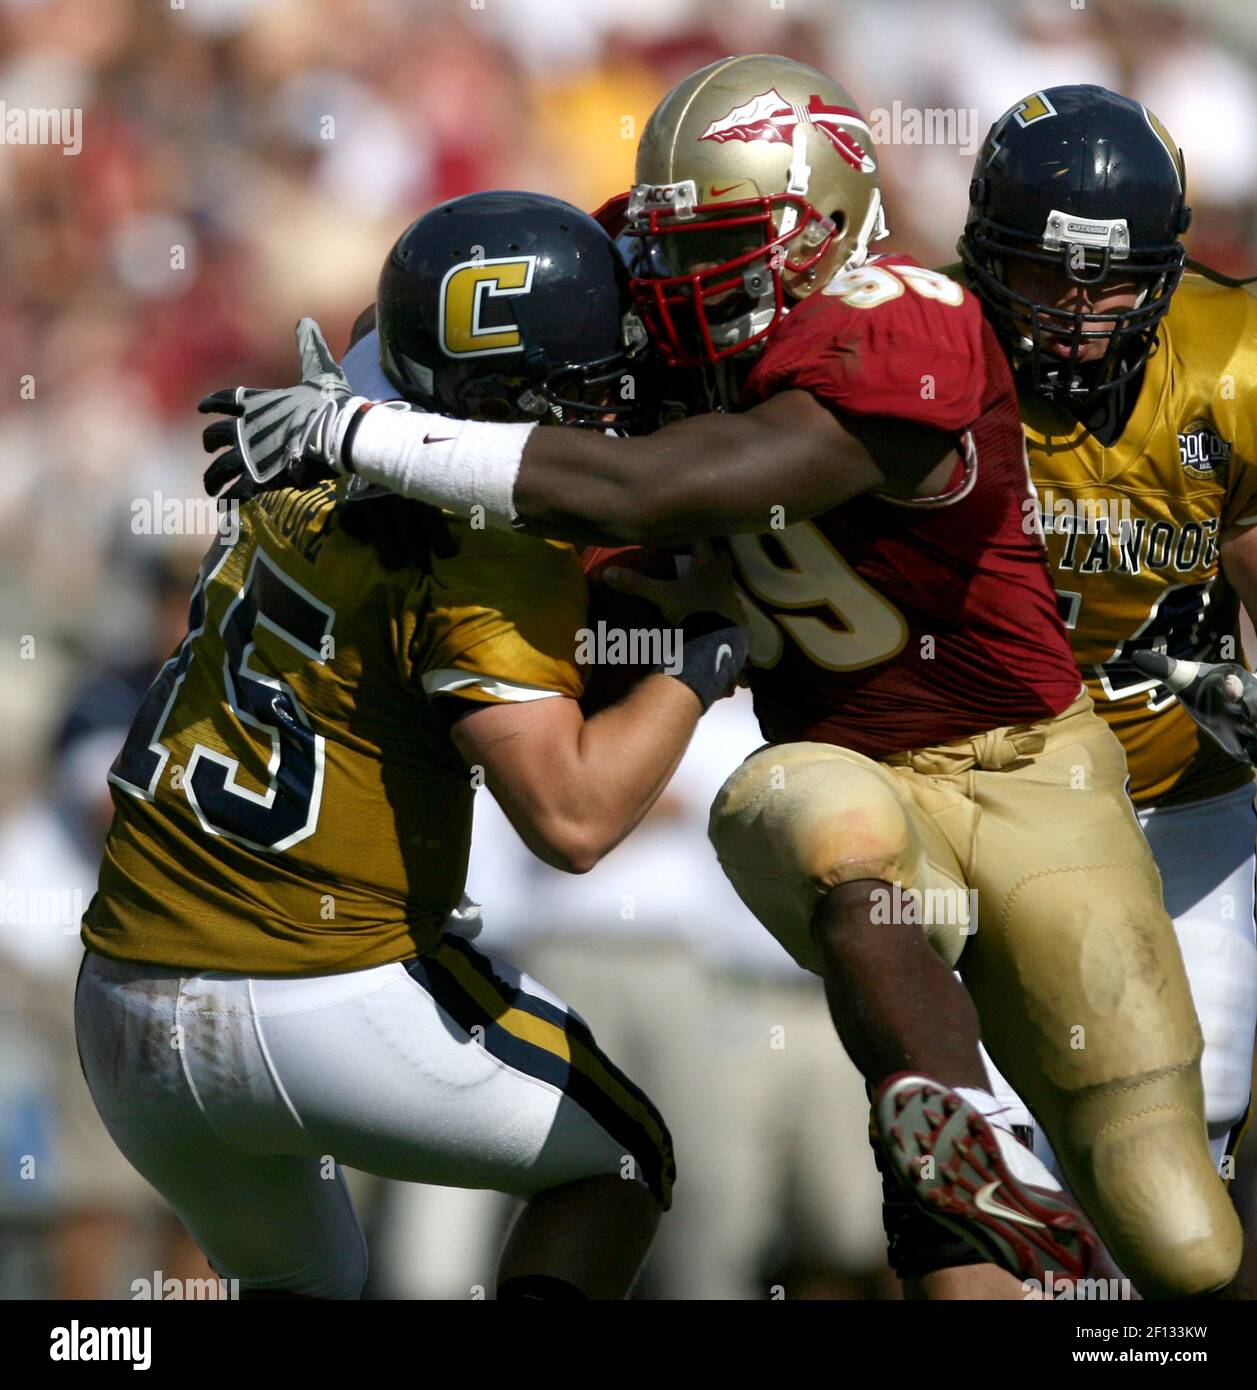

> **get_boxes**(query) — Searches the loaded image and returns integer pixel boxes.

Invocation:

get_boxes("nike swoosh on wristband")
[715,643,733,673]
[424,433,456,445]
[974,1181,1047,1229]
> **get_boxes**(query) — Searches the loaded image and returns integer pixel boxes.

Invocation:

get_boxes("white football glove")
[1132,649,1257,765]
[200,318,370,497]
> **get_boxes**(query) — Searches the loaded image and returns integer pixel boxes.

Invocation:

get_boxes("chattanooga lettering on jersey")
[1044,510,1219,577]
[1026,491,1132,541]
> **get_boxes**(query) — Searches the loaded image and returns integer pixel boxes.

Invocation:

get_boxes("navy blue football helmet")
[960,86,1192,404]
[376,190,649,430]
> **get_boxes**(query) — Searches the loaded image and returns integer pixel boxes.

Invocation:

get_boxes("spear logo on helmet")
[700,88,876,174]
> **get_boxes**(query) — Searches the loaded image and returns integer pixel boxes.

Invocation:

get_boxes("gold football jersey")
[82,484,587,975]
[1021,274,1257,806]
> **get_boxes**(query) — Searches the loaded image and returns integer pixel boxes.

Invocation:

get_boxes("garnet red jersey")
[733,254,1081,758]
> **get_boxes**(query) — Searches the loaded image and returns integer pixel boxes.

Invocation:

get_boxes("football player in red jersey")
[202,55,1241,1297]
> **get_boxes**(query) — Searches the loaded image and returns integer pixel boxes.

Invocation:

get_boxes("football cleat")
[874,1073,1101,1285]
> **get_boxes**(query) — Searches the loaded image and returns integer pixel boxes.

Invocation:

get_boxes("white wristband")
[347,403,533,530]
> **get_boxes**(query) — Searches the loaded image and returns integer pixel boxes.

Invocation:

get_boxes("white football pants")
[75,936,673,1298]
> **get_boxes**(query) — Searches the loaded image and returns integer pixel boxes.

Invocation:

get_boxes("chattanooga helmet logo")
[1178,420,1232,480]
[700,88,875,173]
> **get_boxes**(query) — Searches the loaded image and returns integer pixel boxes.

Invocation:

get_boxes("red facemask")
[625,191,837,368]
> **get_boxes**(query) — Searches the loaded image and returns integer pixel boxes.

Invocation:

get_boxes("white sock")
[956,1086,1061,1192]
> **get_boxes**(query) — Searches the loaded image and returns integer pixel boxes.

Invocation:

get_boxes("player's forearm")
[513,406,844,544]
[344,389,884,544]
[488,676,699,874]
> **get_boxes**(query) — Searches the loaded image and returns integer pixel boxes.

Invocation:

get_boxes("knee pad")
[712,743,970,973]
[790,764,914,890]
[712,742,916,889]
[973,862,1203,1096]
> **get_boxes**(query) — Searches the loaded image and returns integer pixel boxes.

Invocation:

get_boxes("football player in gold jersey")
[202,58,1253,1297]
[888,84,1257,1298]
[75,193,748,1299]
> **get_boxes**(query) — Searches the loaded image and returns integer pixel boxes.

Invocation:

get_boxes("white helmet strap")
[842,186,888,273]
[786,117,812,197]
[778,119,813,239]
[773,121,817,239]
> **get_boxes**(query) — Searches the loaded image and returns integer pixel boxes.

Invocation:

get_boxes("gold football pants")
[710,692,1242,1297]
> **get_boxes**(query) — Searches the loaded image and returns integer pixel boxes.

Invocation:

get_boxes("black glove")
[1132,650,1257,764]
[200,317,365,501]
[667,611,750,712]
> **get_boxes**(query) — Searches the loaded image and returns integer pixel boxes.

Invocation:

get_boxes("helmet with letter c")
[376,189,649,429]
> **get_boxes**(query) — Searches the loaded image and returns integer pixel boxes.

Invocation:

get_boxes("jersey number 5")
[111,542,335,853]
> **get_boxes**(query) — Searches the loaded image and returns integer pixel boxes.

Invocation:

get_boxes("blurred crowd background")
[1,0,1255,1299]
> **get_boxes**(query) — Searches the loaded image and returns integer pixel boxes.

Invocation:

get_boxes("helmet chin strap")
[840,187,888,276]
[702,359,743,414]
[779,120,812,239]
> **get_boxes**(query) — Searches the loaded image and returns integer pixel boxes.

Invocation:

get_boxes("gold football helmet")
[626,53,888,367]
